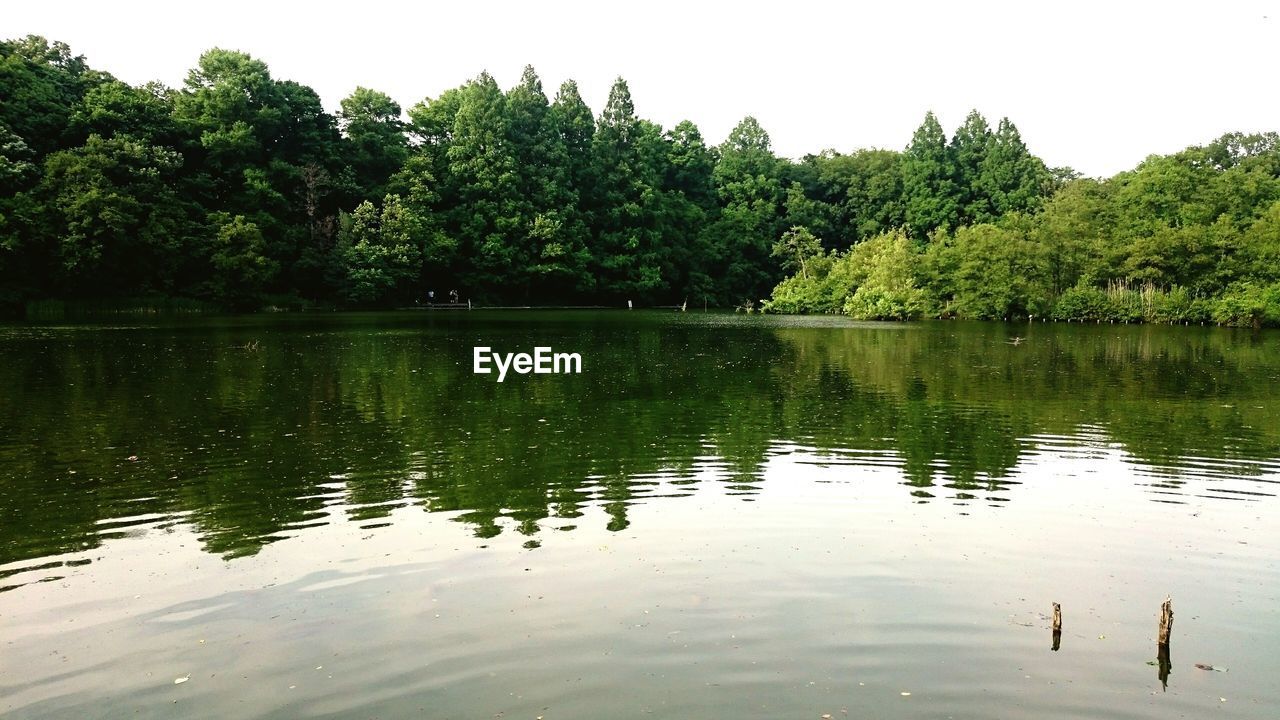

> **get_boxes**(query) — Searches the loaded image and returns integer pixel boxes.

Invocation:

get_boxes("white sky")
[7,0,1279,177]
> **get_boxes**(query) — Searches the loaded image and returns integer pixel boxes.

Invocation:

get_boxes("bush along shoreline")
[764,142,1280,330]
[765,224,1280,329]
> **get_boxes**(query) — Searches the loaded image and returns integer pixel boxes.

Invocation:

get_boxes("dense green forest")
[2,36,1279,322]
[765,128,1280,327]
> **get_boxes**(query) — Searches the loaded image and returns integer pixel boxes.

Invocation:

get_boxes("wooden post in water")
[1156,596,1173,690]
[1158,596,1173,645]
[1051,602,1062,651]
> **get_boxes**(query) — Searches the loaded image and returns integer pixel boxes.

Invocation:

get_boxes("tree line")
[766,128,1280,327]
[3,35,1278,322]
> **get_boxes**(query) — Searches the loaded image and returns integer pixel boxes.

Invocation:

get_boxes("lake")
[1,311,1277,719]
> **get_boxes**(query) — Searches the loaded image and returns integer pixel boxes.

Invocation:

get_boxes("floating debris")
[1194,663,1228,673]
[173,675,189,685]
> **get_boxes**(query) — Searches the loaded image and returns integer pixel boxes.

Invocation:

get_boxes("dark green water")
[1,311,1277,719]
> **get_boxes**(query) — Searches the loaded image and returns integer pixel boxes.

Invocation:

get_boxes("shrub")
[1212,282,1280,327]
[1052,283,1113,321]
[841,230,928,320]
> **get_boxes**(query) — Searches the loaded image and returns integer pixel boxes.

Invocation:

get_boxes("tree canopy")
[3,35,1278,324]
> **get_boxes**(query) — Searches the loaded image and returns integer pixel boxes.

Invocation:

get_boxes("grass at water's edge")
[762,281,1280,329]
[12,294,1278,329]
[19,295,331,320]
[24,297,217,320]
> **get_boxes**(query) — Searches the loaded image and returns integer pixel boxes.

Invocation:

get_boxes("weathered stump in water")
[1051,602,1062,651]
[1158,597,1173,645]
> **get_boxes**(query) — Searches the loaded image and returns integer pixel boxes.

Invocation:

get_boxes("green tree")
[656,120,717,301]
[977,117,1052,219]
[339,87,408,202]
[665,120,716,208]
[175,49,346,298]
[0,122,40,307]
[206,213,277,309]
[174,49,281,182]
[506,66,590,298]
[1031,178,1117,293]
[69,80,179,146]
[772,226,822,279]
[950,110,992,224]
[843,230,928,320]
[549,80,595,198]
[589,77,666,300]
[445,72,522,299]
[0,36,95,157]
[902,111,959,237]
[928,222,1051,319]
[388,153,456,293]
[331,195,423,304]
[40,134,193,294]
[802,149,905,248]
[1236,201,1280,283]
[705,115,786,303]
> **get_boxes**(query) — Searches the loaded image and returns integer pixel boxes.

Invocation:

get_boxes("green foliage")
[764,230,926,319]
[842,231,928,320]
[1213,282,1280,328]
[0,36,95,157]
[803,149,905,248]
[331,196,423,305]
[899,111,1054,240]
[506,67,590,299]
[1050,283,1115,321]
[930,223,1052,319]
[1029,178,1115,293]
[40,133,193,293]
[979,118,1052,219]
[772,226,822,279]
[902,111,959,237]
[3,34,1280,319]
[1048,281,1214,324]
[588,78,667,300]
[769,126,1280,327]
[762,252,850,314]
[70,80,178,145]
[704,116,787,304]
[1234,200,1280,282]
[206,213,277,309]
[950,110,992,224]
[339,87,407,202]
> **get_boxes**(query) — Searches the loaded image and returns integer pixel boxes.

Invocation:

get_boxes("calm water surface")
[1,311,1277,719]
